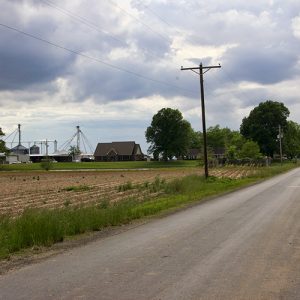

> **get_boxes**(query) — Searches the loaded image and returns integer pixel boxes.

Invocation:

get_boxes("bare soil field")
[0,167,254,217]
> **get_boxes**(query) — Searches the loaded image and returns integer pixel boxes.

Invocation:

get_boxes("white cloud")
[292,15,300,38]
[1,0,300,152]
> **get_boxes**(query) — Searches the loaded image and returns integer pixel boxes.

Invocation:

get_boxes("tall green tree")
[205,125,245,159]
[146,108,192,161]
[0,127,8,154]
[206,125,226,149]
[205,125,243,149]
[283,121,300,158]
[240,100,290,157]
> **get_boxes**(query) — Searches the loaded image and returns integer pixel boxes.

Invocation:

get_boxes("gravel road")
[0,168,299,299]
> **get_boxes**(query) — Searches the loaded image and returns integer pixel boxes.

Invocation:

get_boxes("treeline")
[146,101,300,162]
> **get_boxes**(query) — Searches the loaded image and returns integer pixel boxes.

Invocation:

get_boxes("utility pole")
[76,125,80,152]
[181,63,221,178]
[18,124,21,146]
[278,125,283,164]
[46,139,49,157]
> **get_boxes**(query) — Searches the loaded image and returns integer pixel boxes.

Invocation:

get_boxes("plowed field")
[0,167,254,216]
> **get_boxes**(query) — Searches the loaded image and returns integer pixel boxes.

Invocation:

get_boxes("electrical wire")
[40,0,165,62]
[0,22,197,97]
[3,128,17,141]
[138,3,208,64]
[59,127,93,154]
[81,131,94,153]
[107,0,171,43]
[59,132,77,151]
[143,4,175,29]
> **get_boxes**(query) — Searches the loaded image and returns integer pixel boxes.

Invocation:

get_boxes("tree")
[239,140,262,159]
[206,125,227,149]
[69,145,81,160]
[226,145,238,160]
[202,125,245,159]
[283,121,300,158]
[225,131,245,159]
[0,127,8,154]
[145,108,192,161]
[240,100,290,157]
[190,130,202,149]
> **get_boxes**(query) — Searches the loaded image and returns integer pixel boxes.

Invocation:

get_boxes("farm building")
[30,145,40,154]
[10,144,28,155]
[185,148,201,160]
[9,144,30,163]
[94,141,144,161]
[183,147,225,160]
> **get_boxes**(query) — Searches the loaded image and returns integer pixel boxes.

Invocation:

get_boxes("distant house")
[94,141,144,161]
[185,148,201,160]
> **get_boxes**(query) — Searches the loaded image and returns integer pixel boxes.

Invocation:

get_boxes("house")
[184,148,201,160]
[94,141,144,161]
[213,147,226,158]
[183,147,225,160]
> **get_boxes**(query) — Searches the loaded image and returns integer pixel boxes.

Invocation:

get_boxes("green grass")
[117,181,134,192]
[62,185,91,192]
[0,160,199,171]
[0,162,298,259]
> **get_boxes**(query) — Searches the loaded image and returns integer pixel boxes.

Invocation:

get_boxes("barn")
[94,141,144,161]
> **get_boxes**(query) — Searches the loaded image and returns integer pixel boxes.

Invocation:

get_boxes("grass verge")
[0,160,199,171]
[0,162,298,259]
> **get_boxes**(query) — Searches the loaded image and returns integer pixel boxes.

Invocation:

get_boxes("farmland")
[0,166,254,217]
[0,163,298,260]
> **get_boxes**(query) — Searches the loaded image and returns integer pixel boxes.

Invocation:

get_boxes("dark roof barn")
[94,141,144,161]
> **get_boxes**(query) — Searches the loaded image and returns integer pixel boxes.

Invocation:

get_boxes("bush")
[40,159,54,171]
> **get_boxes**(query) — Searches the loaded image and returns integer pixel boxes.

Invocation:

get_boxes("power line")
[40,0,198,92]
[141,3,184,38]
[181,63,221,178]
[211,66,253,102]
[41,0,124,46]
[40,0,165,61]
[143,5,174,29]
[4,128,18,141]
[0,22,197,97]
[107,0,171,43]
[138,3,209,62]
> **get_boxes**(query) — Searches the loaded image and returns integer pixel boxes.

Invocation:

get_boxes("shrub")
[40,159,54,171]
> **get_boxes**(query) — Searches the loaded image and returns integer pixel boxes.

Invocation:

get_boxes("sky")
[1,0,300,154]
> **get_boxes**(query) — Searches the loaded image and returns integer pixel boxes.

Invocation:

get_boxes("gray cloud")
[222,45,299,84]
[68,55,198,103]
[0,32,74,90]
[1,0,300,148]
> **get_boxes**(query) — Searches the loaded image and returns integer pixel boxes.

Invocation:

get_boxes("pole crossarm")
[181,64,221,71]
[181,62,221,178]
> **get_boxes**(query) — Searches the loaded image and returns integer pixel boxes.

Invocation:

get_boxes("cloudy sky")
[1,0,300,154]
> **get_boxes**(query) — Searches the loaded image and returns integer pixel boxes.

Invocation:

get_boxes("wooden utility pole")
[181,63,221,178]
[278,125,283,164]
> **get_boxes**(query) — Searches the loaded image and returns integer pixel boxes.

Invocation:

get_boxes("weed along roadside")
[0,163,298,261]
